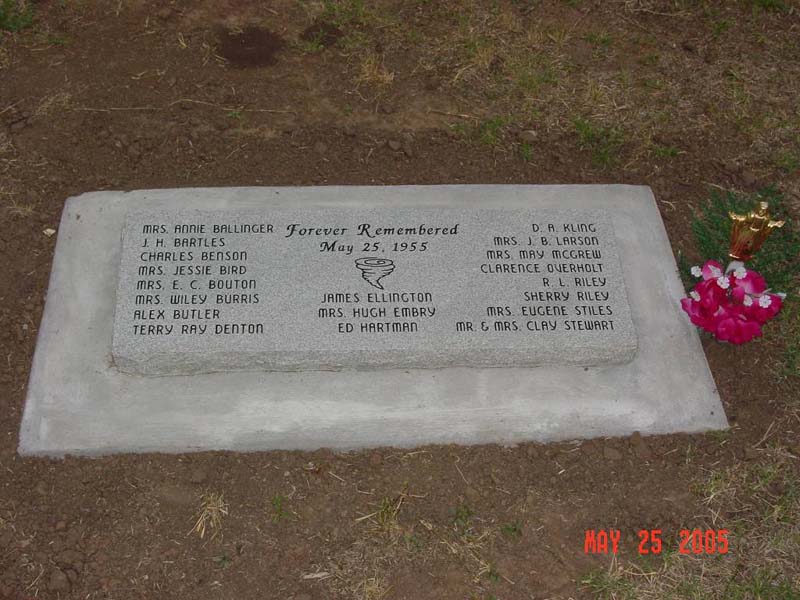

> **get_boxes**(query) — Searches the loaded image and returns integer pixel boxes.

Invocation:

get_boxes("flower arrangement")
[681,201,786,344]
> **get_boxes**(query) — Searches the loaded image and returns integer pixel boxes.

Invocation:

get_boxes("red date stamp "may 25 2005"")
[584,529,730,555]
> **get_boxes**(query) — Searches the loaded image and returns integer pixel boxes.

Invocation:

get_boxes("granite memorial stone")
[112,208,636,375]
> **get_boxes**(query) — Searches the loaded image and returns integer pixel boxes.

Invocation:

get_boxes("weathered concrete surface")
[19,185,726,456]
[112,207,636,375]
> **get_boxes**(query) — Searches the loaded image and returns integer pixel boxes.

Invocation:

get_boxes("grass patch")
[653,144,680,159]
[688,187,800,292]
[477,116,508,145]
[44,34,69,45]
[750,0,788,12]
[271,494,288,522]
[0,0,33,32]
[574,117,624,167]
[639,53,660,66]
[782,300,800,377]
[374,496,402,533]
[212,554,233,569]
[303,0,373,57]
[485,565,500,582]
[500,521,522,539]
[581,562,636,599]
[403,533,423,552]
[509,56,560,95]
[298,38,325,53]
[295,0,794,177]
[584,31,613,49]
[519,141,533,162]
[320,0,367,28]
[449,122,469,138]
[773,150,799,174]
[724,570,799,599]
[676,251,696,291]
[452,503,473,532]
[712,19,732,37]
[582,449,800,598]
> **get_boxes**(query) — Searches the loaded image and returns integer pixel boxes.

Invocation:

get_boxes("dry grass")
[582,438,800,599]
[327,487,419,598]
[355,490,406,535]
[190,491,229,540]
[326,484,511,599]
[357,53,394,87]
[2,196,36,217]
[310,0,799,172]
[326,537,397,600]
[0,137,13,160]
[439,526,501,584]
[34,90,75,117]
[353,574,390,600]
[0,45,10,70]
[0,131,35,218]
[0,130,23,216]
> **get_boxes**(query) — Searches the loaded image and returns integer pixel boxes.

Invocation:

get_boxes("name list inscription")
[112,208,637,375]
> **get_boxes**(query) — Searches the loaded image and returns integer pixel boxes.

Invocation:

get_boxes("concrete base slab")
[19,185,726,456]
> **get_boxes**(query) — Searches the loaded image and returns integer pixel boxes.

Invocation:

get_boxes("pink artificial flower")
[700,260,725,281]
[712,303,763,344]
[730,269,767,303]
[743,292,783,324]
[682,261,783,344]
[695,278,727,313]
[680,296,715,330]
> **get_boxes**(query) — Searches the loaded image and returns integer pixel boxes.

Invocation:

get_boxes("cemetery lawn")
[1,1,799,599]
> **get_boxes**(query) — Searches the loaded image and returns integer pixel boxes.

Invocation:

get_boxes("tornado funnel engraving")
[354,257,395,290]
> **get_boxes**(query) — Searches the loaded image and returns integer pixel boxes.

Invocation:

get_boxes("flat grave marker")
[113,208,636,375]
[19,185,727,456]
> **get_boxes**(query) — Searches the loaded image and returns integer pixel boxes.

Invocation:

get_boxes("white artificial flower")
[734,267,747,279]
[716,276,730,289]
[690,291,701,301]
[759,295,772,308]
[743,295,753,306]
[691,266,702,277]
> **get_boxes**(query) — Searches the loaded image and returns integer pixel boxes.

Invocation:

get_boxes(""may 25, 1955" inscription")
[111,207,637,375]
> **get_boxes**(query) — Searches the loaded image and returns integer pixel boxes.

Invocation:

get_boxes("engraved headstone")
[112,208,636,375]
[19,186,727,456]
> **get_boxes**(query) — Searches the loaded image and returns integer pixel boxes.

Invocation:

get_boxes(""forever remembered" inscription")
[111,207,637,375]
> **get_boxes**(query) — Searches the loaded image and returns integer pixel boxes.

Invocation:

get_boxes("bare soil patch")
[216,26,286,68]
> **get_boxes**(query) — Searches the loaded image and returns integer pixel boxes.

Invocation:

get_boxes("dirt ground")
[1,1,799,599]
